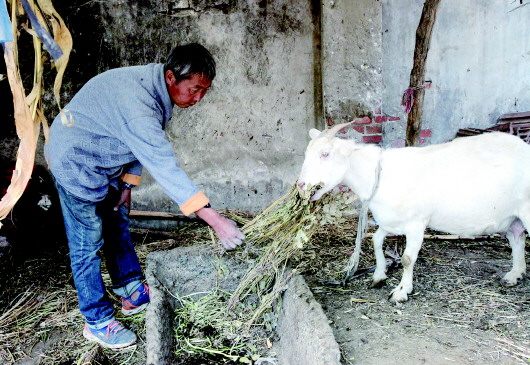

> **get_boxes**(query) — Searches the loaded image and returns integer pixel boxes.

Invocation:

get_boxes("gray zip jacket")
[46,63,208,215]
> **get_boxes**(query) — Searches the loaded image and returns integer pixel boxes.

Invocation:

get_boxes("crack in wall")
[157,0,235,15]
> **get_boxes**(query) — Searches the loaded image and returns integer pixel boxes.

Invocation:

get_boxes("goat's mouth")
[297,182,326,201]
[309,186,329,201]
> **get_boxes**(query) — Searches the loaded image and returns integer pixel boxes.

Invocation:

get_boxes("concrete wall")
[160,0,315,214]
[322,0,382,127]
[94,0,382,214]
[381,0,530,146]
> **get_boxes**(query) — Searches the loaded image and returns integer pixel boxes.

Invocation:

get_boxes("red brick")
[327,118,335,126]
[420,129,432,137]
[354,116,372,125]
[388,117,400,121]
[366,125,382,134]
[363,135,382,144]
[353,126,365,133]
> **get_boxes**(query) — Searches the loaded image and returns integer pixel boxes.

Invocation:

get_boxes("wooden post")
[405,0,441,147]
[311,0,325,130]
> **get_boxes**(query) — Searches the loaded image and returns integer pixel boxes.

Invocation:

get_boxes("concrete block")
[145,245,340,365]
[276,275,341,365]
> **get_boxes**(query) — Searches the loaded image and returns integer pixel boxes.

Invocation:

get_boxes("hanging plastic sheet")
[0,43,39,226]
[32,0,72,110]
[20,0,62,61]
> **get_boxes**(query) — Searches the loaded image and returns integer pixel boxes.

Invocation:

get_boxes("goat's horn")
[324,121,354,137]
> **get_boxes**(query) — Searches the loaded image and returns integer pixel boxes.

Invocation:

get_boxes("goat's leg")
[372,227,388,286]
[390,229,424,303]
[502,219,527,286]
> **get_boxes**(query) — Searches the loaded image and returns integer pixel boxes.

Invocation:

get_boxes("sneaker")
[83,320,137,349]
[121,283,150,316]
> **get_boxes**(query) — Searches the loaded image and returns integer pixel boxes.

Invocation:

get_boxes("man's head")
[164,43,216,108]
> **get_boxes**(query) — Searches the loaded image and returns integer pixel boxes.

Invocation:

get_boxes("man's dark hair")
[164,43,216,82]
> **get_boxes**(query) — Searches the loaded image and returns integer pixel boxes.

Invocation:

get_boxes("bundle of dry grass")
[227,185,357,322]
[170,185,358,362]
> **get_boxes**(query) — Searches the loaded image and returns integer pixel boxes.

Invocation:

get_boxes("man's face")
[165,71,212,108]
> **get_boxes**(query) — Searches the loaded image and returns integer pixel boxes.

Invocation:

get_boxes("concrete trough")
[145,245,341,365]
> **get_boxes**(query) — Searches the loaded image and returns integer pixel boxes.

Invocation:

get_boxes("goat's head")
[297,122,353,201]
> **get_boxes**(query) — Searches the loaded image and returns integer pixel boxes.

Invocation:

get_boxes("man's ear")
[165,70,175,86]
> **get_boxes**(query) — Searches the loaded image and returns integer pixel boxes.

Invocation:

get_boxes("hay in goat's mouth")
[226,185,357,318]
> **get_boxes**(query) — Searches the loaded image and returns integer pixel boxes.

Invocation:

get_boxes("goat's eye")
[320,151,329,158]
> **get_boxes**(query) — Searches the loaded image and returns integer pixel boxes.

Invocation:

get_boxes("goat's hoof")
[501,273,524,287]
[371,279,387,288]
[500,278,517,287]
[388,287,408,303]
[501,272,525,287]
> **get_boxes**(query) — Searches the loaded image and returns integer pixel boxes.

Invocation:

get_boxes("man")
[45,43,244,349]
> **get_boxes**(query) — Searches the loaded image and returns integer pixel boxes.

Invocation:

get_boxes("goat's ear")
[309,129,322,140]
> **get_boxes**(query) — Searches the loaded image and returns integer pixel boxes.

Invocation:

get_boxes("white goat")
[297,123,530,302]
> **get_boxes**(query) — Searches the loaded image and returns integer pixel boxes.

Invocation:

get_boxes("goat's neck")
[343,144,382,201]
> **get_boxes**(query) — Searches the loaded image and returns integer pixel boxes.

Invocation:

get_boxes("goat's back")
[372,132,530,235]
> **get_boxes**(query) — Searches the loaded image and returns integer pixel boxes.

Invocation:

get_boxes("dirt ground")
[1,218,529,364]
[303,232,530,365]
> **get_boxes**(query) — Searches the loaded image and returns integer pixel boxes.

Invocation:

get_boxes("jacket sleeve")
[121,160,143,186]
[120,116,209,215]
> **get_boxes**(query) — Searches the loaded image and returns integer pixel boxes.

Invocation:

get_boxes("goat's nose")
[297,181,306,191]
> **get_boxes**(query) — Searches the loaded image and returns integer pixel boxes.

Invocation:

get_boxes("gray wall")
[163,0,316,214]
[103,0,318,213]
[322,0,382,125]
[95,0,382,214]
[382,0,530,145]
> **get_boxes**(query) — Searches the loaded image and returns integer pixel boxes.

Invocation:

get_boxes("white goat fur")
[298,127,530,302]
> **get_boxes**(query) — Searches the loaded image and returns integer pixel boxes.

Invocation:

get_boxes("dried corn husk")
[0,0,71,227]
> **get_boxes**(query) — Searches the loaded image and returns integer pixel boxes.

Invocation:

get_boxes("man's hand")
[113,188,131,213]
[195,207,245,250]
[214,217,245,250]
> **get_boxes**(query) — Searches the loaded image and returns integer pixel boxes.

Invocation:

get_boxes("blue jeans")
[55,182,143,328]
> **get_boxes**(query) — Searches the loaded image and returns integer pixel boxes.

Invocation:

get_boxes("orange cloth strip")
[120,173,142,186]
[180,191,209,216]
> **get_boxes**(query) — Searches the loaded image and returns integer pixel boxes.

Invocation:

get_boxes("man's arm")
[120,117,244,249]
[113,187,132,213]
[121,160,143,186]
[113,161,142,212]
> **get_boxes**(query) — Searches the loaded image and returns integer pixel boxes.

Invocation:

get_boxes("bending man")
[46,43,244,349]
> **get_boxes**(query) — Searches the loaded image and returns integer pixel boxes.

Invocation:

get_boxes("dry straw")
[170,184,358,361]
[227,185,357,319]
